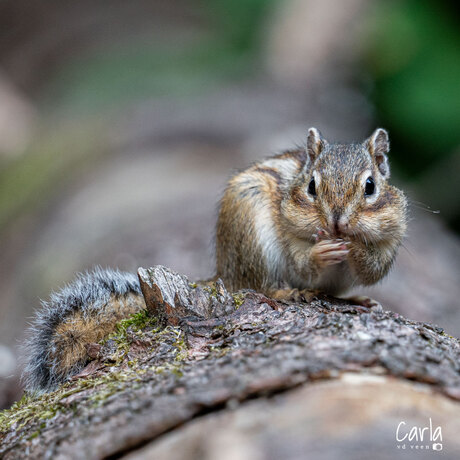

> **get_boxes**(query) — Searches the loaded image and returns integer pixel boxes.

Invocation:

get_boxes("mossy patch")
[203,284,218,298]
[232,292,246,308]
[103,309,160,362]
[0,381,86,433]
[0,310,190,434]
[112,309,159,339]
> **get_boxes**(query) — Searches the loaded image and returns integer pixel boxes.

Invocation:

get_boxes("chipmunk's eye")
[364,176,375,196]
[308,177,316,196]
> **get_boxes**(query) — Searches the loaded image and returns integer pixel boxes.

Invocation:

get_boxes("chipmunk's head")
[282,127,407,244]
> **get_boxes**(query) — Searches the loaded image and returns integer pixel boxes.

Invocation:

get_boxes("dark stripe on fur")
[254,167,282,184]
[290,185,310,208]
[367,188,393,212]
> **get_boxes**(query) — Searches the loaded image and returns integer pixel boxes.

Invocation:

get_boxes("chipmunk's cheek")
[344,214,360,238]
[349,215,371,242]
[318,215,329,233]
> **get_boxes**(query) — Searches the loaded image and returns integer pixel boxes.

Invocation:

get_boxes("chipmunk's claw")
[312,239,350,268]
[347,295,383,312]
[270,288,319,303]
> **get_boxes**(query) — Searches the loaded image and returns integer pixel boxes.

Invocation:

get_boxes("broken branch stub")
[2,265,460,459]
[138,266,193,325]
[137,266,234,325]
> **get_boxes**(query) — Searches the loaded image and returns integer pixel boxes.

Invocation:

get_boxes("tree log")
[1,266,459,459]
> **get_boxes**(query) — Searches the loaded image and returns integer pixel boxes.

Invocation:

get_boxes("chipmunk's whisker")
[408,198,440,214]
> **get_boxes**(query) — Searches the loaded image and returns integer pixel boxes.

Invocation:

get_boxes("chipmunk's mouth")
[314,227,354,242]
[327,217,351,239]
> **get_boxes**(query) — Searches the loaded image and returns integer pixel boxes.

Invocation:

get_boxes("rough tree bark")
[1,266,459,459]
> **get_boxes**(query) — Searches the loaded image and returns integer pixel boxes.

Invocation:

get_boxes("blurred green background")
[1,0,459,230]
[0,0,459,407]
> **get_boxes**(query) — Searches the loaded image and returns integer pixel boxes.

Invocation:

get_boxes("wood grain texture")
[1,266,459,459]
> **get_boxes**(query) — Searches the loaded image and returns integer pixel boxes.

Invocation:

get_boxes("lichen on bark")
[1,266,459,459]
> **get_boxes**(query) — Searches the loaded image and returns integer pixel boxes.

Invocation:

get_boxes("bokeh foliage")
[366,0,460,177]
[46,0,275,113]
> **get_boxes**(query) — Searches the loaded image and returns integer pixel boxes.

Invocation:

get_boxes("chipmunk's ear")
[306,127,326,163]
[366,128,390,178]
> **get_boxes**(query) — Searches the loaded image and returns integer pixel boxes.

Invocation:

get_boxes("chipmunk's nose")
[331,211,349,236]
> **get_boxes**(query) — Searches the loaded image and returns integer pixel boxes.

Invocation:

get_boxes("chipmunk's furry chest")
[311,262,355,295]
[285,257,354,295]
[275,237,355,295]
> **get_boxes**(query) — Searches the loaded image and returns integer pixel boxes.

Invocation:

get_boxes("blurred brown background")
[0,0,459,408]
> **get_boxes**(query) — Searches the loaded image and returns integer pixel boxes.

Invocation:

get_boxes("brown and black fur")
[216,149,307,292]
[216,128,408,297]
[23,128,407,393]
[23,268,145,393]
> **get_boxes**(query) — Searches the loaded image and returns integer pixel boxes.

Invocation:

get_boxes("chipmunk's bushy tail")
[23,268,145,393]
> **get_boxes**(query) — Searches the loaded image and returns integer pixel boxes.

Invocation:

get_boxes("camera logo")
[395,418,443,452]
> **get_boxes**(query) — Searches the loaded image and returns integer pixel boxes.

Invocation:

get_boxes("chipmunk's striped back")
[216,149,307,292]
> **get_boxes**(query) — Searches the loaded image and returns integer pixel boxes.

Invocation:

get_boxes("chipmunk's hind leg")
[344,295,383,311]
[268,286,383,311]
[268,287,320,303]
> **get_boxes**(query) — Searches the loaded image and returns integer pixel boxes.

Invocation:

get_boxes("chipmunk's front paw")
[347,295,383,312]
[270,288,318,303]
[311,239,350,269]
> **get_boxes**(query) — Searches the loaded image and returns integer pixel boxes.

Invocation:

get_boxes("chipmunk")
[23,128,407,392]
[216,128,407,303]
